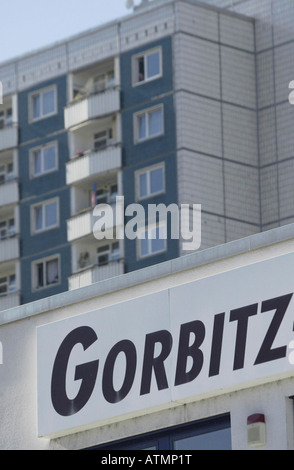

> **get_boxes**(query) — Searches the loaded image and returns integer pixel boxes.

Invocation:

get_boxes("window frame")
[90,414,231,450]
[0,161,14,184]
[132,47,162,86]
[135,162,165,201]
[32,254,61,292]
[134,104,164,144]
[30,141,58,178]
[0,274,16,297]
[31,197,59,235]
[0,218,15,240]
[137,223,167,260]
[97,241,120,267]
[29,85,57,123]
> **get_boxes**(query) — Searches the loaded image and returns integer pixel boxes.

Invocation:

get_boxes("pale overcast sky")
[1,0,142,63]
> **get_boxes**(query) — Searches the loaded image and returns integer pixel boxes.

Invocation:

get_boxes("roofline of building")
[0,223,293,326]
[0,0,254,70]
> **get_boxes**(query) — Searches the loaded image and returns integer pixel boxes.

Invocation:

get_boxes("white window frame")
[29,85,57,122]
[134,104,164,144]
[0,274,16,297]
[97,241,120,266]
[136,163,165,201]
[30,141,58,178]
[132,47,162,86]
[32,254,61,291]
[137,223,167,260]
[0,107,13,129]
[31,197,59,235]
[0,161,14,184]
[0,218,15,240]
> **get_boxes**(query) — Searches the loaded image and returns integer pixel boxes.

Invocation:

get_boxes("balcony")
[67,200,123,243]
[0,180,19,207]
[0,125,18,152]
[66,144,122,185]
[0,291,20,311]
[68,259,125,290]
[0,236,19,263]
[64,89,120,130]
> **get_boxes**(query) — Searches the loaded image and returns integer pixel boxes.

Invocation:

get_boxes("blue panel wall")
[17,75,71,304]
[120,36,179,272]
[20,245,71,305]
[18,76,67,144]
[120,36,174,110]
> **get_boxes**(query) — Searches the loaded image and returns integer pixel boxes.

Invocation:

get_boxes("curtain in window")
[46,259,58,285]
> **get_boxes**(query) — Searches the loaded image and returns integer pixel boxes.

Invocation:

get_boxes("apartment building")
[0,0,293,309]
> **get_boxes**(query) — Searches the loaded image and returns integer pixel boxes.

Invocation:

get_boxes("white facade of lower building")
[2,224,294,450]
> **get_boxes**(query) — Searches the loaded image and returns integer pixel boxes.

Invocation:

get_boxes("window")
[30,86,57,121]
[0,108,13,129]
[97,242,120,266]
[135,105,163,143]
[0,162,14,184]
[90,414,232,450]
[32,199,59,234]
[31,142,57,177]
[93,71,115,94]
[93,129,113,151]
[133,48,162,85]
[0,275,16,296]
[33,256,60,290]
[139,224,166,259]
[91,184,118,206]
[0,218,15,240]
[136,164,165,200]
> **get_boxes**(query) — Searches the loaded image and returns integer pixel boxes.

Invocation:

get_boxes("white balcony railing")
[66,145,122,185]
[0,292,20,311]
[0,126,18,152]
[64,89,120,129]
[68,260,125,290]
[0,180,19,207]
[67,202,122,242]
[0,236,19,263]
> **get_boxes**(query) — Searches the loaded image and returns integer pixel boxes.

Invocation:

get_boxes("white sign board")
[37,253,294,437]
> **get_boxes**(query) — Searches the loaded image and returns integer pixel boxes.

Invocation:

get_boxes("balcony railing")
[0,236,19,263]
[67,202,122,242]
[64,89,120,129]
[0,179,19,207]
[0,291,20,311]
[68,259,125,290]
[0,125,18,152]
[66,144,122,185]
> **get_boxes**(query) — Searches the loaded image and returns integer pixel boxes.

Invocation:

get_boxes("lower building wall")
[1,226,294,450]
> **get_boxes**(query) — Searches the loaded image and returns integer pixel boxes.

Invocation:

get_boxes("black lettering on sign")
[140,330,173,396]
[102,340,137,404]
[209,313,225,377]
[174,320,205,386]
[51,326,99,417]
[254,294,293,365]
[230,304,258,371]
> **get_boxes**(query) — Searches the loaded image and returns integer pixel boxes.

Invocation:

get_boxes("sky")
[0,0,143,63]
